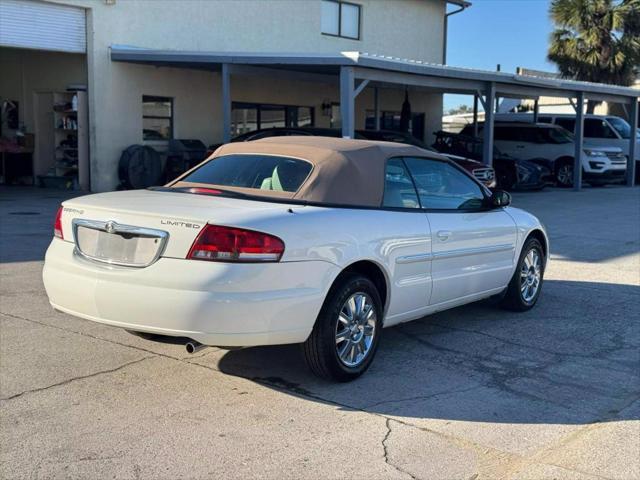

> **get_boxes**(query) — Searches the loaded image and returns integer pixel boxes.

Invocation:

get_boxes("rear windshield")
[180,154,312,193]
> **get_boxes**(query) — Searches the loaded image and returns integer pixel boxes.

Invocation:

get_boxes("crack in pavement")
[382,418,418,480]
[363,385,484,409]
[426,323,615,360]
[0,356,151,401]
[394,326,639,413]
[392,329,567,405]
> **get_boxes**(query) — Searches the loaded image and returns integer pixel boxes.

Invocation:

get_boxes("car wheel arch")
[555,156,575,171]
[325,260,390,318]
[524,229,548,261]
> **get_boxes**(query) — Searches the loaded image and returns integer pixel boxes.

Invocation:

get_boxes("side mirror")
[490,190,511,208]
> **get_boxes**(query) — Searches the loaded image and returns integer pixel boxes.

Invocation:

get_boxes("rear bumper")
[43,239,339,346]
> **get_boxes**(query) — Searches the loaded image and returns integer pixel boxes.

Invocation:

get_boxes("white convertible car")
[43,137,548,381]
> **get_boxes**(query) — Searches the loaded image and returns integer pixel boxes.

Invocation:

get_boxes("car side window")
[584,119,617,139]
[522,127,545,143]
[403,157,486,210]
[556,118,576,133]
[494,125,530,142]
[495,126,519,141]
[383,158,420,209]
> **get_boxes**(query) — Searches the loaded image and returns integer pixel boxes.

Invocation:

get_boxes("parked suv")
[432,130,552,190]
[461,122,626,187]
[498,112,639,159]
[504,113,639,183]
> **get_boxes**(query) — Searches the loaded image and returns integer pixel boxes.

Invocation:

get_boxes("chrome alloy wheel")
[520,249,542,303]
[335,292,377,367]
[557,164,573,186]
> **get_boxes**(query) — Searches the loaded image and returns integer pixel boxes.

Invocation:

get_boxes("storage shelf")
[37,90,87,191]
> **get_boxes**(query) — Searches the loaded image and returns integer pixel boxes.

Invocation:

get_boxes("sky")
[444,0,557,111]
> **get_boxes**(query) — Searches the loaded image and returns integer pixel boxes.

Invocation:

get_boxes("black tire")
[500,238,545,312]
[555,158,574,188]
[303,274,383,382]
[497,168,517,191]
[118,145,163,189]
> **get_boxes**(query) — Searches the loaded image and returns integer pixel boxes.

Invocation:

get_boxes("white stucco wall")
[38,0,447,191]
[53,0,445,61]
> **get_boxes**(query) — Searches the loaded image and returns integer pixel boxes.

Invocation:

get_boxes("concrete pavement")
[1,185,638,479]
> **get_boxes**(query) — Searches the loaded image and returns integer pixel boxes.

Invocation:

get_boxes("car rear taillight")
[188,225,285,263]
[54,206,64,239]
[185,187,223,195]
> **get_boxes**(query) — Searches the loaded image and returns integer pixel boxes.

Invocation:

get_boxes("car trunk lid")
[59,189,291,264]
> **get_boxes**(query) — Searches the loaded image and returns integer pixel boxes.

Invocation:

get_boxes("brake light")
[186,187,223,195]
[188,225,285,262]
[54,206,64,239]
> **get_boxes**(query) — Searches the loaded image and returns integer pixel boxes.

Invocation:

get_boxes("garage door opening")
[0,0,89,190]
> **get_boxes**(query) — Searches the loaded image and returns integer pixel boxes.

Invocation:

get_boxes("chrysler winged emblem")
[105,221,117,234]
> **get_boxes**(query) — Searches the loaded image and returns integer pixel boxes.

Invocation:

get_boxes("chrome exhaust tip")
[185,341,206,354]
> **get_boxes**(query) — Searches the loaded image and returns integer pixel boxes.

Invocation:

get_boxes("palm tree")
[548,0,640,112]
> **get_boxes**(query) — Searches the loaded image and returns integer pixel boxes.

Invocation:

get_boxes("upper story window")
[143,95,173,141]
[321,0,361,40]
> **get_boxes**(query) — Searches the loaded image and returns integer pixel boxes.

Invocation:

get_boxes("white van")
[497,112,639,167]
[460,121,626,187]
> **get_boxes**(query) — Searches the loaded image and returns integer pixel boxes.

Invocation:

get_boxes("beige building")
[0,0,454,192]
[510,68,639,119]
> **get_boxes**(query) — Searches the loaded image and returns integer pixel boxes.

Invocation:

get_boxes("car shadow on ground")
[212,279,639,425]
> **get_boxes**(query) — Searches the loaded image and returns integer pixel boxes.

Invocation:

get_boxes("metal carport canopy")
[110,46,639,187]
[110,46,638,102]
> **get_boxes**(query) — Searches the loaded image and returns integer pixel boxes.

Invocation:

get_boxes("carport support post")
[222,63,231,144]
[374,87,381,130]
[573,92,585,191]
[473,95,479,137]
[533,99,539,123]
[627,98,638,186]
[340,66,355,138]
[482,82,496,167]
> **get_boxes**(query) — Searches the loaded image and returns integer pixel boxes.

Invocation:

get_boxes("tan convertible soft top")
[171,136,444,207]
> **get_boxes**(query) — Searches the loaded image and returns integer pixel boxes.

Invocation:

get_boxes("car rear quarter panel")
[250,205,548,325]
[237,205,433,321]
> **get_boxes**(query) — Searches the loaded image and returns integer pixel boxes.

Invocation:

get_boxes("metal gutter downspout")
[443,1,470,64]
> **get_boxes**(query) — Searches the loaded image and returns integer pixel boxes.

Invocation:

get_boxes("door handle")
[437,230,452,241]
